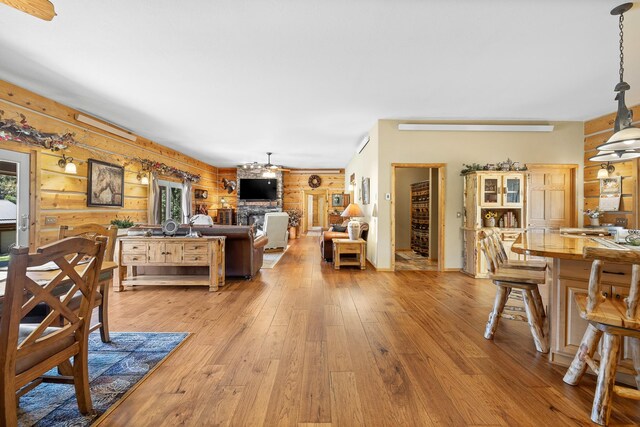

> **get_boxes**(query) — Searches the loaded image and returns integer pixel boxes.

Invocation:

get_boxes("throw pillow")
[332,225,347,232]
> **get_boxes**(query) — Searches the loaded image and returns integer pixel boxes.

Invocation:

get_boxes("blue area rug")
[17,331,189,427]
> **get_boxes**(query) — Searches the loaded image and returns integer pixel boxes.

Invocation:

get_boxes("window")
[157,180,182,223]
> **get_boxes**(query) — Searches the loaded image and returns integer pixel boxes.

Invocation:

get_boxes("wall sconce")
[220,197,227,208]
[597,162,615,179]
[136,172,149,185]
[58,154,77,174]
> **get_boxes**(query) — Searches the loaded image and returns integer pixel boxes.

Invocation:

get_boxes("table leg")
[113,265,126,292]
[209,242,219,292]
[360,243,366,269]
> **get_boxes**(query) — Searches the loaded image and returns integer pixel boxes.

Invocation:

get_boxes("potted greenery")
[286,209,302,239]
[111,216,135,235]
[584,208,603,226]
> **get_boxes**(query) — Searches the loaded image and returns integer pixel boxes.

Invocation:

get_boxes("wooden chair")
[0,236,107,426]
[562,247,640,426]
[59,224,117,343]
[484,228,547,271]
[479,230,549,353]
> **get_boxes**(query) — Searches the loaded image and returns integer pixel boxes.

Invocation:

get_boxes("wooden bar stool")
[479,230,549,353]
[562,247,640,426]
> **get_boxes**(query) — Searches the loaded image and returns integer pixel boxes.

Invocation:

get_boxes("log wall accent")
[583,104,640,228]
[0,79,226,247]
[282,171,345,214]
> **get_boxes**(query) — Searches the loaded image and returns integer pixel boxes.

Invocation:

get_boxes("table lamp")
[341,203,364,240]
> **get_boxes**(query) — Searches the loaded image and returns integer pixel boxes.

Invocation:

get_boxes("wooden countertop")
[511,230,624,260]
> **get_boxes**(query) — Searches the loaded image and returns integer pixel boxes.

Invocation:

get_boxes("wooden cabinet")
[410,181,429,257]
[462,171,527,277]
[217,208,235,225]
[115,236,226,292]
[328,213,343,225]
[479,174,523,207]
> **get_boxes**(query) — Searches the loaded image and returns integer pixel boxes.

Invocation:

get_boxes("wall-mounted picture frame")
[343,193,350,207]
[331,193,344,207]
[87,159,124,207]
[362,177,370,205]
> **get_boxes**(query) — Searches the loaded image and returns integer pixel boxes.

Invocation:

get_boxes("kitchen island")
[512,230,637,383]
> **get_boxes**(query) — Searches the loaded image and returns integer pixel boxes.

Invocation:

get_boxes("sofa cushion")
[332,225,347,232]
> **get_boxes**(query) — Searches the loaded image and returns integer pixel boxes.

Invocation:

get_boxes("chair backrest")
[583,246,640,319]
[0,237,107,378]
[478,229,502,274]
[190,214,214,226]
[59,224,117,262]
[264,213,289,237]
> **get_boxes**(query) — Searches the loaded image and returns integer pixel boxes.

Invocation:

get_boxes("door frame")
[526,163,578,228]
[391,163,446,272]
[301,189,328,234]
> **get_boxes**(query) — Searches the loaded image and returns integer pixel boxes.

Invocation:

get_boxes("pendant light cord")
[619,12,625,83]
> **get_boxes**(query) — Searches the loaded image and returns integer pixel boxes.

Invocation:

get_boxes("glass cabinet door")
[503,175,523,207]
[480,175,501,207]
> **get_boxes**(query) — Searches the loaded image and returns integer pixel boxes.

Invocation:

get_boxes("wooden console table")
[333,238,366,270]
[115,236,226,292]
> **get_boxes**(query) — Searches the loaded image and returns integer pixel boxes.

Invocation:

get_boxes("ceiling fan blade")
[0,0,56,20]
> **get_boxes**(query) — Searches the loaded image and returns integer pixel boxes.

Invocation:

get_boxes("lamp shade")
[589,150,640,162]
[597,167,609,179]
[341,203,364,218]
[64,162,77,174]
[596,127,640,152]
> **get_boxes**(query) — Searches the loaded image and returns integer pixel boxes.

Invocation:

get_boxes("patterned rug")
[262,246,289,269]
[17,331,190,426]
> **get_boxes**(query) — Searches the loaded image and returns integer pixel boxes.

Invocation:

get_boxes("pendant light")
[590,3,640,162]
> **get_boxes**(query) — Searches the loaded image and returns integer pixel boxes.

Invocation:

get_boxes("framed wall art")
[331,193,344,207]
[362,177,370,205]
[87,159,125,207]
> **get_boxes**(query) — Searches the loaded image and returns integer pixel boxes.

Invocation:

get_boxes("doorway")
[391,163,445,272]
[0,149,30,265]
[302,189,328,235]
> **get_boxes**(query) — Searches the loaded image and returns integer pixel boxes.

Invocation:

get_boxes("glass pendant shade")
[64,162,77,174]
[589,150,640,162]
[597,168,609,179]
[595,126,640,151]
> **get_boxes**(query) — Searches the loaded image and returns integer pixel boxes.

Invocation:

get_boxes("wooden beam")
[0,0,56,20]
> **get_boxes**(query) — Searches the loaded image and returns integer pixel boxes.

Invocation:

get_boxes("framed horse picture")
[87,159,124,207]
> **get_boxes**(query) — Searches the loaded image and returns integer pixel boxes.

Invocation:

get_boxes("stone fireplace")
[236,168,284,226]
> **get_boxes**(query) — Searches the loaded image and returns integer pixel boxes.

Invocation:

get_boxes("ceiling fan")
[238,152,289,173]
[0,0,56,20]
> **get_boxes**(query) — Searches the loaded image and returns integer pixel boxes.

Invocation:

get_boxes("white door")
[0,149,29,255]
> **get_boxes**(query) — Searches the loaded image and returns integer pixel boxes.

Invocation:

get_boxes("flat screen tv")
[239,178,278,200]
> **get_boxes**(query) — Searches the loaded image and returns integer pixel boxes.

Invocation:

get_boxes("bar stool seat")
[563,247,640,426]
[479,230,549,354]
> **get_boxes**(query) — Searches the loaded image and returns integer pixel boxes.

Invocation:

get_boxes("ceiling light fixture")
[590,3,640,162]
[238,152,284,174]
[398,124,555,132]
[58,154,77,174]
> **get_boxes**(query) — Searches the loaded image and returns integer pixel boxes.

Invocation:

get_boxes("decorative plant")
[584,208,603,219]
[286,209,302,228]
[484,211,498,220]
[110,216,135,228]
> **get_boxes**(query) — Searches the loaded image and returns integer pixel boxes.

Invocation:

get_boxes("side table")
[333,238,366,270]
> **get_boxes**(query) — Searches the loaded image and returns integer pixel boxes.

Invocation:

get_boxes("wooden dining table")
[0,261,117,304]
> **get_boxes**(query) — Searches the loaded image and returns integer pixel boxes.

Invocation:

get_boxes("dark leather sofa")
[319,222,369,261]
[128,224,268,279]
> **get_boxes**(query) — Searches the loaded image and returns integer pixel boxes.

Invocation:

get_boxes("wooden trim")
[527,163,579,169]
[301,189,329,234]
[29,149,39,252]
[390,163,446,272]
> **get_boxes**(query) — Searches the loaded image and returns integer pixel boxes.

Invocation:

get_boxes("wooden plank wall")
[583,104,640,228]
[282,171,345,215]
[0,79,225,247]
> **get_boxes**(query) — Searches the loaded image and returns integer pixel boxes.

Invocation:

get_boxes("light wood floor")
[101,236,640,426]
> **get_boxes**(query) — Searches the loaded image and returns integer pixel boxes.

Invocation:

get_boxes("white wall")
[345,125,379,265]
[394,168,431,250]
[348,119,584,270]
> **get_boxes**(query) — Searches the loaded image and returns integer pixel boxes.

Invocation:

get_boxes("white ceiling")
[0,0,638,168]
